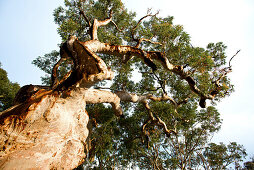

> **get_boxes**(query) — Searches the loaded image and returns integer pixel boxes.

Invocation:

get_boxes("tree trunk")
[0,89,89,169]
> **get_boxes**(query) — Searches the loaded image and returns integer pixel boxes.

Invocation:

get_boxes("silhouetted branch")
[229,50,240,68]
[79,10,92,27]
[131,10,159,44]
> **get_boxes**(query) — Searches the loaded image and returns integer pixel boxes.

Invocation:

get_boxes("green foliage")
[0,63,20,111]
[32,50,72,85]
[243,157,254,170]
[53,0,136,43]
[31,0,245,169]
[204,142,247,169]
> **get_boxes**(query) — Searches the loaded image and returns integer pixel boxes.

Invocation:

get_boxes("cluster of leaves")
[32,0,245,169]
[0,63,20,111]
[204,142,247,169]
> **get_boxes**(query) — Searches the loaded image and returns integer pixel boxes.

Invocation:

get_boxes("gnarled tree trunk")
[0,89,89,169]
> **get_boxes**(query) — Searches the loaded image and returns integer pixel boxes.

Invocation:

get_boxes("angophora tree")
[0,0,243,169]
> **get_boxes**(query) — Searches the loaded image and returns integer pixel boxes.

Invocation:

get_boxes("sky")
[0,0,254,160]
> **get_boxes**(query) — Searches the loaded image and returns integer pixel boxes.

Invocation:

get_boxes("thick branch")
[55,37,114,89]
[82,88,123,116]
[82,40,217,107]
[92,18,112,40]
[82,40,174,71]
[56,36,230,108]
[115,91,176,106]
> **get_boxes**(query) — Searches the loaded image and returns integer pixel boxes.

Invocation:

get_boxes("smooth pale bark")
[0,87,125,169]
[0,89,88,169]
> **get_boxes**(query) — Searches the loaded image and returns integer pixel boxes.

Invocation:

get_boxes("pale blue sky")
[1,0,254,160]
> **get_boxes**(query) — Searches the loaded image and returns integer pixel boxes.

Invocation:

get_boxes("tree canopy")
[31,0,246,169]
[0,63,20,111]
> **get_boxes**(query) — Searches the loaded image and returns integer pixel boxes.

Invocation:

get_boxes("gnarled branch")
[115,91,177,146]
[54,37,228,108]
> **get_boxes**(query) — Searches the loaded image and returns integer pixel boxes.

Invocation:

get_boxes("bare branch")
[110,20,123,32]
[229,50,240,68]
[79,10,92,27]
[115,91,177,144]
[131,10,159,44]
[51,57,66,88]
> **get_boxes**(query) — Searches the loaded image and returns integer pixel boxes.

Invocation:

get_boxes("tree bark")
[0,81,128,169]
[0,88,90,169]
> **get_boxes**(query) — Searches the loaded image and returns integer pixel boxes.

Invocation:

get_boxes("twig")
[111,20,123,32]
[135,38,162,48]
[152,70,167,94]
[131,10,159,42]
[229,50,240,68]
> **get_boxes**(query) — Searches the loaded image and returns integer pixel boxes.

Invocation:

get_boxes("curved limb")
[51,58,66,89]
[84,40,219,107]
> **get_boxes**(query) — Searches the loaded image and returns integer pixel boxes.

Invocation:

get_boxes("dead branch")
[229,50,240,68]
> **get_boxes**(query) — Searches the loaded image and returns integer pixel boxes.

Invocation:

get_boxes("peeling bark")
[0,87,125,169]
[0,89,88,169]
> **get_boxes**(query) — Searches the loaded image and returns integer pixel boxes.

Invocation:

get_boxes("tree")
[243,157,254,170]
[0,0,242,169]
[0,62,20,111]
[203,142,247,169]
